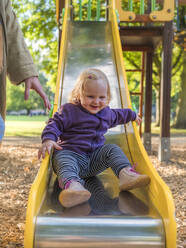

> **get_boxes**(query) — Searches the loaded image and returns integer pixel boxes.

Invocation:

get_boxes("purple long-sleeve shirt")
[41,103,136,155]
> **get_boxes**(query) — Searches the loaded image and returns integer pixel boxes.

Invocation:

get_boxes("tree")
[10,0,184,125]
[7,74,54,114]
[122,2,185,128]
[12,0,58,90]
[172,5,186,128]
[173,52,186,128]
[124,42,183,127]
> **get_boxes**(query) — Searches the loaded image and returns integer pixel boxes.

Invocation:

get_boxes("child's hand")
[135,114,142,125]
[38,140,62,159]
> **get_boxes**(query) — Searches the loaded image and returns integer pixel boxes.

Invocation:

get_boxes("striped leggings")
[52,144,131,189]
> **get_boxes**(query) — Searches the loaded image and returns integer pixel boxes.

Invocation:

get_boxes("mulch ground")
[0,136,185,248]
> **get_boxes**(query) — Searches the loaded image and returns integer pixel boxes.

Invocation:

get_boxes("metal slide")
[24,2,176,248]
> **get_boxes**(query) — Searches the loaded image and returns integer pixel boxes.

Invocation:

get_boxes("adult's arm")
[5,0,38,84]
[5,0,50,109]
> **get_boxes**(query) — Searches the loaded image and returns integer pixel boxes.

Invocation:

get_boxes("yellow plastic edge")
[114,0,136,21]
[54,0,70,109]
[150,0,175,21]
[109,1,176,247]
[114,0,174,22]
[24,2,69,248]
[24,156,49,248]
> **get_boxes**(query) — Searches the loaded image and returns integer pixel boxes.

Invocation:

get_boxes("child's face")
[80,79,108,114]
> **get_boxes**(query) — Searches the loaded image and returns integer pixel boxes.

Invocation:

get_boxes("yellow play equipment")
[115,0,174,22]
[24,1,176,248]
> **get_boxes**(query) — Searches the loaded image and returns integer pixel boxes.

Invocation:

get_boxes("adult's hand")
[24,76,51,110]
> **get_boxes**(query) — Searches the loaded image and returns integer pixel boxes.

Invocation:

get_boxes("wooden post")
[143,0,153,154]
[139,52,145,137]
[144,51,153,154]
[158,21,173,161]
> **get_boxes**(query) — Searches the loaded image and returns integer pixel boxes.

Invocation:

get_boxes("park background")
[0,1,185,248]
[5,0,186,129]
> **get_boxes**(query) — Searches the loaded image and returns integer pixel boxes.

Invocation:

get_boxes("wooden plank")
[130,92,142,96]
[126,69,143,72]
[119,26,163,37]
[179,0,186,4]
[160,22,173,138]
[144,52,153,133]
[119,14,152,23]
[122,45,154,52]
[119,27,162,51]
[139,52,145,136]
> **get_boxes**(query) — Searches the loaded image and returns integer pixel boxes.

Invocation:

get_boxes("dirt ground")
[0,136,185,248]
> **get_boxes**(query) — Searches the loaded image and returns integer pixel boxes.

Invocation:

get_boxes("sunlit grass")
[6,115,48,122]
[5,115,48,136]
[151,123,186,136]
[4,116,186,137]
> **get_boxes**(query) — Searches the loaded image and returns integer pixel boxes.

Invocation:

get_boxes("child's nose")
[93,98,99,104]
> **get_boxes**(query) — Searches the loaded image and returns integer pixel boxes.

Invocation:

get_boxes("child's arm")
[109,108,137,127]
[38,104,72,159]
[38,139,62,159]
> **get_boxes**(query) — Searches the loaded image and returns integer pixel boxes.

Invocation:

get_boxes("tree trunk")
[173,51,186,128]
[26,109,31,116]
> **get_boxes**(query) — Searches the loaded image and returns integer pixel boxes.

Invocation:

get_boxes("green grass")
[4,116,186,137]
[5,115,48,136]
[151,123,186,136]
[6,115,48,122]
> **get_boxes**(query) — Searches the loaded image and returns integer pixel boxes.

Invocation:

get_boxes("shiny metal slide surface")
[35,217,164,248]
[34,172,165,248]
[61,21,123,110]
[35,172,165,248]
[34,21,165,248]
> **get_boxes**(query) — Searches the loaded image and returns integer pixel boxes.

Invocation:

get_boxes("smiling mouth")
[90,106,99,109]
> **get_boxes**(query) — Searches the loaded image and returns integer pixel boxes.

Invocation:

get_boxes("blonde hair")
[68,68,111,104]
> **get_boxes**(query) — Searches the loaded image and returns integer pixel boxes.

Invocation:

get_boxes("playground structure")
[56,0,183,162]
[24,1,177,248]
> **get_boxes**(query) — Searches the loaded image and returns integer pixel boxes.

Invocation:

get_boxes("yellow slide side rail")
[24,2,70,248]
[54,0,70,110]
[114,0,174,22]
[109,1,176,247]
[24,156,50,248]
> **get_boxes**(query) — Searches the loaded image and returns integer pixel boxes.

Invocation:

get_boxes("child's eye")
[100,96,106,99]
[87,96,94,98]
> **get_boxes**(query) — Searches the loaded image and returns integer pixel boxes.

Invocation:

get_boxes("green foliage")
[11,0,58,90]
[6,115,48,121]
[6,74,54,114]
[121,0,163,13]
[124,43,183,115]
[72,0,107,21]
[8,0,183,122]
[5,0,57,113]
[124,51,144,110]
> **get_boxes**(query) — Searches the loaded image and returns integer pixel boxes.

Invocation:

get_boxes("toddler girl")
[38,68,150,208]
